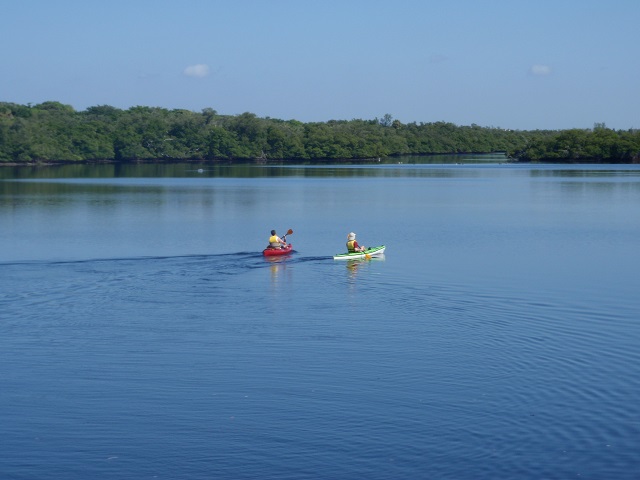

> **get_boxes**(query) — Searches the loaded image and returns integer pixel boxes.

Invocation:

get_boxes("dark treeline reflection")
[1,154,508,180]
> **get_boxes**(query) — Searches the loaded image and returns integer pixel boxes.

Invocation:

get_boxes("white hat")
[347,232,356,240]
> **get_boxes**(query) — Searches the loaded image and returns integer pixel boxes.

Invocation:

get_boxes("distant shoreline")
[1,153,501,167]
[3,157,639,167]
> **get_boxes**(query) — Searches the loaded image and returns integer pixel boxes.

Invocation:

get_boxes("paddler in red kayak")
[346,232,366,252]
[267,229,288,249]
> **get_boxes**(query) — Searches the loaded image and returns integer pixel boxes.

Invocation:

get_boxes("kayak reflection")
[345,254,386,280]
[265,254,293,285]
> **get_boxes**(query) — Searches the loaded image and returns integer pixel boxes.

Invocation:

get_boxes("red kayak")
[262,244,293,256]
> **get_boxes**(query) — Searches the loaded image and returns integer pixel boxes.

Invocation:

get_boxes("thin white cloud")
[429,54,449,64]
[530,64,551,76]
[184,64,210,78]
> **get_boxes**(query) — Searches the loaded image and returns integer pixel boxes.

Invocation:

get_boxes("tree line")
[509,123,640,163]
[1,101,638,163]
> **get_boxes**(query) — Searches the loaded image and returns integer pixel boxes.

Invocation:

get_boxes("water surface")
[2,159,639,479]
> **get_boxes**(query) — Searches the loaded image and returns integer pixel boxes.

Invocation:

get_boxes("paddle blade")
[286,229,293,235]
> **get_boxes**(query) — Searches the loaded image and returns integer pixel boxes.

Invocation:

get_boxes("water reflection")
[0,154,509,181]
[345,255,386,281]
[346,259,363,280]
[5,156,640,185]
[264,255,293,285]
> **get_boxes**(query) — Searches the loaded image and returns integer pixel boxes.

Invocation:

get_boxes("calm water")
[2,158,639,479]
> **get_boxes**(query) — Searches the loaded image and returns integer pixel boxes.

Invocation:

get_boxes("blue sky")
[2,0,638,130]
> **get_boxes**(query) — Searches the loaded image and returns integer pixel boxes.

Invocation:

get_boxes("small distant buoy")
[197,168,204,173]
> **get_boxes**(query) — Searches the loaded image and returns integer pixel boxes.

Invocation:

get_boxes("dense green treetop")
[0,101,638,163]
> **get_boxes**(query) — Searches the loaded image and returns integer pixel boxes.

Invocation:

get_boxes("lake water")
[1,157,639,479]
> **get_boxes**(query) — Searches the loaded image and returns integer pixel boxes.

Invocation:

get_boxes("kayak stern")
[263,244,293,256]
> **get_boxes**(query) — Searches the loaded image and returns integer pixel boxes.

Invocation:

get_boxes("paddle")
[354,243,371,259]
[355,236,370,259]
[282,228,293,243]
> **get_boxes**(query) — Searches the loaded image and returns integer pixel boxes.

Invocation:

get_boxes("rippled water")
[1,160,639,479]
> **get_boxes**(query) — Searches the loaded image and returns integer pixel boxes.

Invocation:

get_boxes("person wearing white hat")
[346,232,366,252]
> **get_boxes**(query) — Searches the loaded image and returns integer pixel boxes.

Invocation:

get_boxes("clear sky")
[2,0,638,130]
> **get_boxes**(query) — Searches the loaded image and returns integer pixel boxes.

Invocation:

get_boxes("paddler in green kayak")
[346,232,366,252]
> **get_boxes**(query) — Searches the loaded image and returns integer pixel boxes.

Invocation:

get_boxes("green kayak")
[333,245,386,260]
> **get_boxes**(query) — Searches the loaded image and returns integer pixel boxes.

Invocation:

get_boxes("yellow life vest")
[269,235,281,247]
[346,240,356,252]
